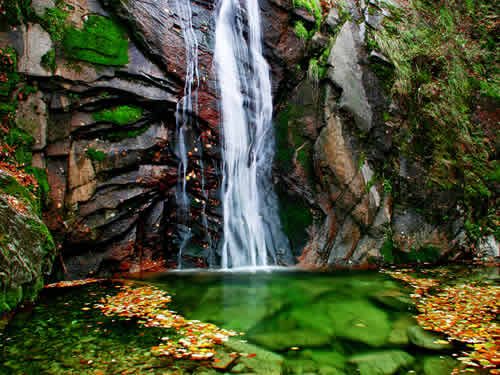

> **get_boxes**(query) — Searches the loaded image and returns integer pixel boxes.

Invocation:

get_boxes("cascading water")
[173,0,209,267]
[214,0,291,268]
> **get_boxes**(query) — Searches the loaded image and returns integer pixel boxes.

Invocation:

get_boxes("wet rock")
[349,350,415,375]
[407,326,453,351]
[325,299,391,347]
[251,328,331,351]
[191,285,286,332]
[326,8,342,30]
[423,356,459,375]
[372,289,411,312]
[478,235,499,258]
[327,21,373,132]
[364,7,384,30]
[308,350,345,370]
[16,90,48,151]
[0,171,55,313]
[392,208,450,254]
[387,314,415,346]
[344,0,363,22]
[31,0,56,16]
[223,339,284,375]
[17,23,53,77]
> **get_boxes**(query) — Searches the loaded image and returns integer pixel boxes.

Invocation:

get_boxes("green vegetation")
[39,7,68,42]
[63,15,129,66]
[93,105,143,125]
[275,104,313,174]
[374,0,499,242]
[41,49,57,73]
[85,147,106,162]
[278,193,313,251]
[380,235,442,264]
[293,0,322,27]
[26,217,56,259]
[0,172,38,213]
[294,21,309,40]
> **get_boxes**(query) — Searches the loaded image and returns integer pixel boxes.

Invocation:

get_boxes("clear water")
[214,0,292,268]
[1,267,495,374]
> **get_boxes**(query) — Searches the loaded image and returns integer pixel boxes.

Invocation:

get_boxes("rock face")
[2,0,493,278]
[274,0,477,266]
[1,0,305,277]
[0,171,56,313]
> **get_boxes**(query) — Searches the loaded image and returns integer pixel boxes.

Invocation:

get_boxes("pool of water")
[1,266,497,375]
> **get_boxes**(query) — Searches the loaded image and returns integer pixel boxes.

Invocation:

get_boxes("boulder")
[0,171,55,313]
[349,350,415,375]
[326,299,391,347]
[407,326,453,351]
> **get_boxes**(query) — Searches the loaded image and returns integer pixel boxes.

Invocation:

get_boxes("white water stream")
[173,0,208,267]
[214,0,291,268]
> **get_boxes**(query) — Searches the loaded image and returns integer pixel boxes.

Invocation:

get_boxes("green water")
[0,267,497,375]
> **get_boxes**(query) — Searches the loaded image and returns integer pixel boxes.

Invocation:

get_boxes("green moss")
[41,49,57,72]
[294,21,309,40]
[380,234,442,264]
[93,105,143,125]
[63,15,129,66]
[85,147,106,161]
[275,104,306,171]
[3,287,22,312]
[26,167,50,209]
[26,217,56,259]
[296,143,314,184]
[375,0,499,244]
[22,277,44,303]
[0,172,39,214]
[39,7,68,43]
[293,0,322,27]
[5,127,34,167]
[278,192,313,251]
[380,237,396,263]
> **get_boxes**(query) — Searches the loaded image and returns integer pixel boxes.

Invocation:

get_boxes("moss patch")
[63,15,129,66]
[0,172,39,214]
[293,0,322,27]
[93,105,143,125]
[278,190,313,252]
[41,49,57,73]
[374,0,499,244]
[85,147,106,162]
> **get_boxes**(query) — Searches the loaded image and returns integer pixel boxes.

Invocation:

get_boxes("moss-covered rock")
[407,325,453,351]
[325,298,391,347]
[63,15,129,66]
[348,350,415,375]
[0,170,56,314]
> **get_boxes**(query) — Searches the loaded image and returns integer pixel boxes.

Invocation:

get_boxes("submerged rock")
[349,350,415,375]
[326,299,391,347]
[407,326,453,351]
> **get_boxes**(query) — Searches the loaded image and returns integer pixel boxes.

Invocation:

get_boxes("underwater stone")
[407,326,453,351]
[326,299,391,347]
[349,350,415,375]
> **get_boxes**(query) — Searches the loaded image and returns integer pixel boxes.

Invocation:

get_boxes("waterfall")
[214,0,291,268]
[173,0,208,267]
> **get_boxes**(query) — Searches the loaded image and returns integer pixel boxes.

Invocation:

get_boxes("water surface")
[1,267,496,374]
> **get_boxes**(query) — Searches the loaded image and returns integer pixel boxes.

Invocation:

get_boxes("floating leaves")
[44,278,105,288]
[386,268,500,373]
[94,284,237,361]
